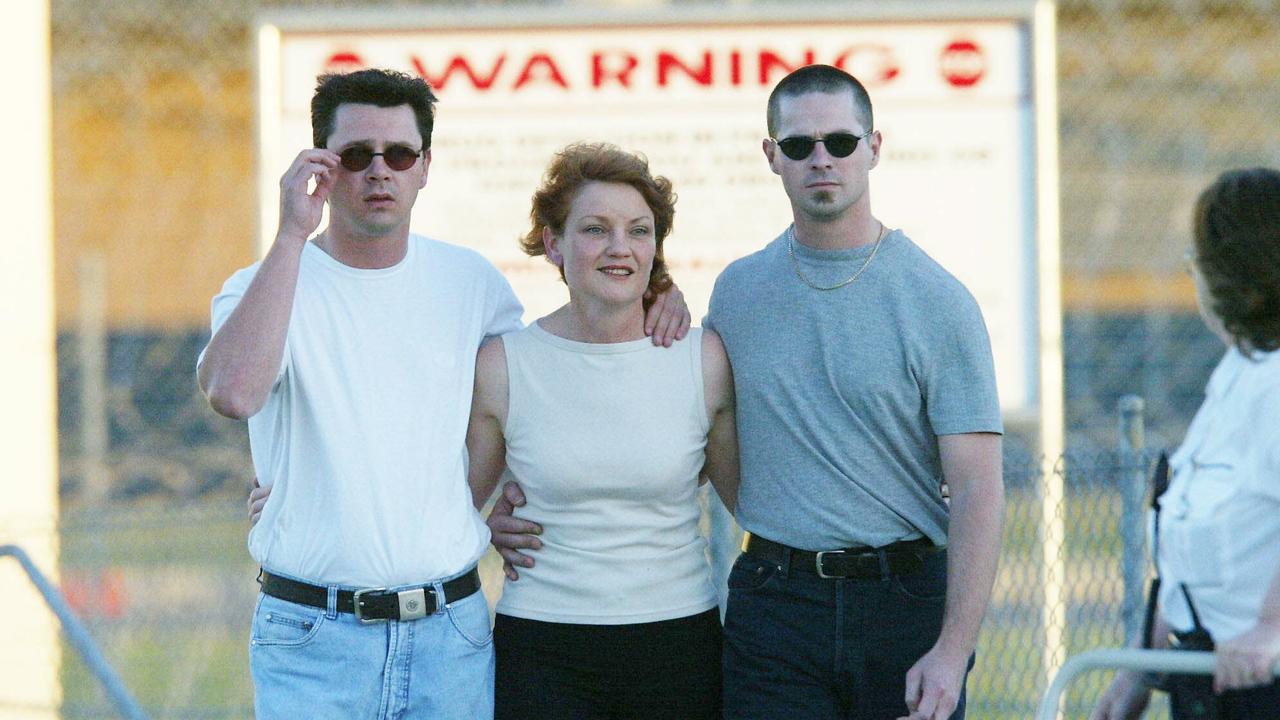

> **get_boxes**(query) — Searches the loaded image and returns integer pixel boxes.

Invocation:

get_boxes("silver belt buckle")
[815,551,838,579]
[397,588,431,621]
[353,587,388,624]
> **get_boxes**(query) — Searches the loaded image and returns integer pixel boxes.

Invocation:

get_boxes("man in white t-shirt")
[198,69,688,719]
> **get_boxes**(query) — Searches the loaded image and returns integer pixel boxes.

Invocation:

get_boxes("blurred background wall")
[29,0,1280,717]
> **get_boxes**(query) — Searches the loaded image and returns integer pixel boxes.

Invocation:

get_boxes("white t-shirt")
[1157,346,1280,640]
[494,323,719,624]
[205,236,523,587]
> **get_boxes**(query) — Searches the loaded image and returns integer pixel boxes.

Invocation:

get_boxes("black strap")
[745,536,936,579]
[258,568,481,620]
[1142,451,1170,650]
[1180,583,1211,637]
[1141,577,1162,650]
[1151,451,1170,507]
[1141,452,1214,649]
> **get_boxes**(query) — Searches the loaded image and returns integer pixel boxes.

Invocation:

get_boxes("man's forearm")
[1257,562,1280,630]
[1135,607,1172,649]
[937,477,1004,658]
[198,236,306,419]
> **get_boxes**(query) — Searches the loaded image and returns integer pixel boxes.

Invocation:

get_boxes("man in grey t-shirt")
[705,65,1004,720]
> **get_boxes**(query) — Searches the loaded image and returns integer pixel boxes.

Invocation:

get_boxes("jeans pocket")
[251,595,325,648]
[447,592,494,649]
[890,571,947,604]
[727,554,780,591]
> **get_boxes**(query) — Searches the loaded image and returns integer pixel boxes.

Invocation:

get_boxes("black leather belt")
[258,568,482,623]
[745,536,937,579]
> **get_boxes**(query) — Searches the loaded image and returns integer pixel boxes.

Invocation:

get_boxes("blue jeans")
[722,548,968,720]
[250,567,495,720]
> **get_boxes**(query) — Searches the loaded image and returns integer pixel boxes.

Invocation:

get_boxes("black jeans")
[723,548,968,720]
[1170,677,1280,720]
[494,608,723,720]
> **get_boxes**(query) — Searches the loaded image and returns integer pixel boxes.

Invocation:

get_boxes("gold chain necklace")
[787,222,886,291]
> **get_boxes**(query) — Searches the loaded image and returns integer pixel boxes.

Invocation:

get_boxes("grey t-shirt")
[706,227,1002,550]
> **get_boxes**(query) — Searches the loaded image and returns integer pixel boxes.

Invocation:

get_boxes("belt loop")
[876,548,891,581]
[778,547,791,579]
[325,585,338,620]
[434,580,447,613]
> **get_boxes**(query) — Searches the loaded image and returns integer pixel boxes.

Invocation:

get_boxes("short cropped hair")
[521,143,676,304]
[311,69,438,149]
[766,64,874,137]
[1192,167,1280,354]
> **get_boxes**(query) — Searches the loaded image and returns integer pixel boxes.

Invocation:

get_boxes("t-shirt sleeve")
[208,271,246,337]
[482,263,524,338]
[196,264,289,383]
[703,268,731,334]
[923,288,1003,436]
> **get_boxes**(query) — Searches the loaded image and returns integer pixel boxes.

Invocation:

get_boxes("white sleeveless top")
[494,322,718,624]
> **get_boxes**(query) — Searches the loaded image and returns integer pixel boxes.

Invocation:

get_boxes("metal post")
[1037,647,1280,720]
[1116,395,1146,645]
[0,545,150,720]
[78,252,111,506]
[1040,454,1068,706]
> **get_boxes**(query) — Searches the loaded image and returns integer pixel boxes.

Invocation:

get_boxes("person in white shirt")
[466,142,738,720]
[203,69,689,719]
[1092,167,1280,720]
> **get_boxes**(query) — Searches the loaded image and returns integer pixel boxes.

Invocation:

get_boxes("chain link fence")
[1056,0,1280,453]
[17,0,1280,717]
[48,448,1167,720]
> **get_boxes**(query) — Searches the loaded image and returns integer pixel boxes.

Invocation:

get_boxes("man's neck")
[314,227,410,270]
[792,211,881,251]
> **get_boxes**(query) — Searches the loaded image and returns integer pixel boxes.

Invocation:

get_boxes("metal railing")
[1037,648,1280,720]
[1,544,150,720]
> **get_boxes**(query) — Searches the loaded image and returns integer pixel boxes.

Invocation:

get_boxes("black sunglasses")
[337,144,424,172]
[771,132,870,161]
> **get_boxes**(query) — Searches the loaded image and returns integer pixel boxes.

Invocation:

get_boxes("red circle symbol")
[834,44,901,86]
[325,51,367,74]
[940,40,985,88]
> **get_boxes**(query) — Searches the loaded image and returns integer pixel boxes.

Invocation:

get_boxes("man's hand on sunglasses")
[278,148,340,248]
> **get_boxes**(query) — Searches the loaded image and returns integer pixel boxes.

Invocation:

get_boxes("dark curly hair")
[521,143,675,306]
[312,69,437,150]
[1192,167,1280,355]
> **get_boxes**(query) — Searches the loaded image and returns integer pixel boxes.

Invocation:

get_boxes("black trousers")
[1170,677,1280,720]
[722,548,966,720]
[494,608,723,720]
